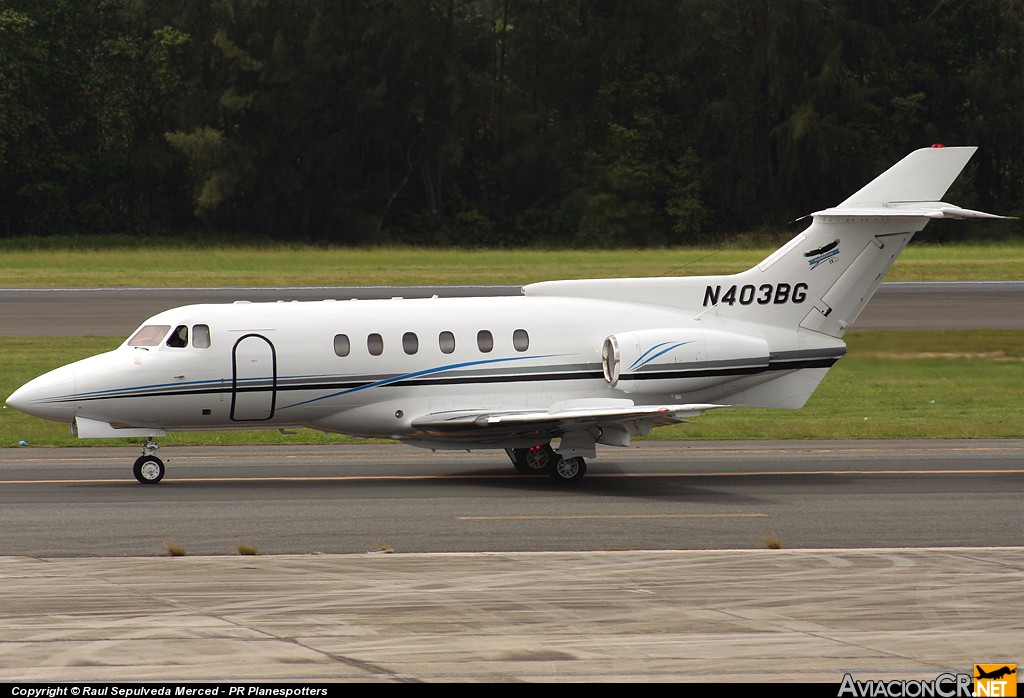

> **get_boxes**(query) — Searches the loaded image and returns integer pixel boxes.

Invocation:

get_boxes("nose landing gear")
[133,437,165,484]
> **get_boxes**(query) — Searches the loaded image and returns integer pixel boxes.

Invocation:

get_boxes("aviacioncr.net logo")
[838,673,973,697]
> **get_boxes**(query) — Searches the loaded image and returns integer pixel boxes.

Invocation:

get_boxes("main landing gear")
[506,444,587,482]
[133,437,165,484]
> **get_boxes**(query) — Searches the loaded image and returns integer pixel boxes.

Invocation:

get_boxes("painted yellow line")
[0,474,512,484]
[593,469,1024,477]
[0,468,1022,485]
[457,513,769,521]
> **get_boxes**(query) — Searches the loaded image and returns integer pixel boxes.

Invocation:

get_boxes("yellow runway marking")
[595,469,1024,477]
[457,513,769,520]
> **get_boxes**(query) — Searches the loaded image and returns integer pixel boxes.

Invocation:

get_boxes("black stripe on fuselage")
[54,356,840,404]
[623,356,839,382]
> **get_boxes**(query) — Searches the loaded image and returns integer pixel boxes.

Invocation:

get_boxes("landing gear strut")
[133,437,165,484]
[507,444,587,482]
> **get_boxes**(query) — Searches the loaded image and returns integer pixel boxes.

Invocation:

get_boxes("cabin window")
[334,334,350,357]
[192,324,211,349]
[127,325,170,347]
[367,333,384,356]
[439,331,455,354]
[403,332,419,355]
[167,325,188,348]
[513,329,529,352]
[477,330,493,353]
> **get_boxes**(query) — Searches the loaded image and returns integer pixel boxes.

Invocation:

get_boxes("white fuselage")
[8,293,842,449]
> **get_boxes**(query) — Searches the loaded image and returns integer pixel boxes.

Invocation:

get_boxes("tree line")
[1,0,1021,246]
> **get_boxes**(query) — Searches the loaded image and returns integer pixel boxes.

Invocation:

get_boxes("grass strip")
[0,242,1021,287]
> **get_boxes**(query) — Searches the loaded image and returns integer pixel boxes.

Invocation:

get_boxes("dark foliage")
[1,0,1021,245]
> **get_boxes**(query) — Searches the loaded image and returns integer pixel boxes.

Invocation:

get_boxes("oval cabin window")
[477,330,493,353]
[367,333,384,356]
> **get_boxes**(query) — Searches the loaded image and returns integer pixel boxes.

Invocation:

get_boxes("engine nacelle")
[602,328,770,395]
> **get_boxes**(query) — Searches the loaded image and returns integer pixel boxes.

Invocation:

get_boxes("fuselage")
[6,293,843,446]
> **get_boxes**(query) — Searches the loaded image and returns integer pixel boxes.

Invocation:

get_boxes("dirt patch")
[863,351,1023,361]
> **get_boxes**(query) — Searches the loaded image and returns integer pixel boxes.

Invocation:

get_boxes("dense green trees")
[1,0,1021,245]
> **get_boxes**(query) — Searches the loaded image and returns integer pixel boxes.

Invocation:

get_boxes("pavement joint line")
[69,564,422,683]
[1,468,1022,485]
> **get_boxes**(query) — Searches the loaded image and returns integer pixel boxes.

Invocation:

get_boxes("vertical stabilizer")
[722,146,980,336]
[526,146,1003,339]
[837,146,976,207]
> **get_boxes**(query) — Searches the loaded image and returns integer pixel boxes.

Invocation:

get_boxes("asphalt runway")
[1,441,1021,556]
[0,281,1022,336]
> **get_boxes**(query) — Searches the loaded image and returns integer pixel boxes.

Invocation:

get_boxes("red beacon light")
[931,143,945,148]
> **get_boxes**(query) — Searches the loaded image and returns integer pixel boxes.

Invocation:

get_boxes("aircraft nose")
[6,364,78,423]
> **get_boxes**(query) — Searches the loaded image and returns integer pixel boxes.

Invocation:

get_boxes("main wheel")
[549,456,586,482]
[133,455,165,484]
[512,444,555,473]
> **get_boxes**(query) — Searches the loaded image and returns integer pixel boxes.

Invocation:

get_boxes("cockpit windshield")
[127,325,171,347]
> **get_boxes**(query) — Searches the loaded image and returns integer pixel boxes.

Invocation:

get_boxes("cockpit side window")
[167,325,189,348]
[128,325,171,347]
[192,324,211,348]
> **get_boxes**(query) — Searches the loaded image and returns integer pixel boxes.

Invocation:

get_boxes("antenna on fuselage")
[655,249,723,277]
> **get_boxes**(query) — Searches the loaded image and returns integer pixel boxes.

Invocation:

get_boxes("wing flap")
[411,399,728,438]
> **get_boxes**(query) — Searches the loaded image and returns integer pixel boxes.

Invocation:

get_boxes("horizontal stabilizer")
[815,202,1011,220]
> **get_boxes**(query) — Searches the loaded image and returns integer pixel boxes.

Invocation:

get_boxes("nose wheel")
[133,455,165,484]
[133,437,165,484]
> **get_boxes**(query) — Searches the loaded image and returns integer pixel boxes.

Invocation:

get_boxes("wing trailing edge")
[411,399,729,437]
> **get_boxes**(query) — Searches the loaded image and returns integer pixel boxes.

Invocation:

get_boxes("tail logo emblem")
[805,239,840,269]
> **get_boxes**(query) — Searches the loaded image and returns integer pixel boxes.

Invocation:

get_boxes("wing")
[410,398,728,445]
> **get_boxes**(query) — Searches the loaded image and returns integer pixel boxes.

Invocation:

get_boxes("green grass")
[658,330,1024,440]
[2,330,1021,447]
[0,240,1021,286]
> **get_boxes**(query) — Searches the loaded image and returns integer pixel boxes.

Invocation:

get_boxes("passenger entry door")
[231,334,276,421]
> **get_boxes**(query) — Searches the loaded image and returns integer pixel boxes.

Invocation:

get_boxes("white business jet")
[6,146,1006,483]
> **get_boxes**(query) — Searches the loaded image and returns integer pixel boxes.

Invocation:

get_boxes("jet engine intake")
[602,328,770,395]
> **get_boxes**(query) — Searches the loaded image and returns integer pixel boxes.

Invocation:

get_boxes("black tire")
[133,455,165,484]
[512,444,555,473]
[548,456,586,482]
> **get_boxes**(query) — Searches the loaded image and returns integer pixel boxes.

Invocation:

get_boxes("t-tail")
[526,145,1007,338]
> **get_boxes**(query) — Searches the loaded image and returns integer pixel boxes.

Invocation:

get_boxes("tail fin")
[837,145,976,207]
[727,145,984,337]
[526,146,1005,338]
